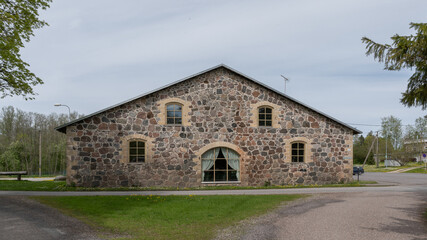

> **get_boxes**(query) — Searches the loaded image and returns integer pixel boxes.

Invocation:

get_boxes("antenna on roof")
[281,75,290,94]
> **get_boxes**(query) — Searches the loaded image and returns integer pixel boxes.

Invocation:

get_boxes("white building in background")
[403,139,427,162]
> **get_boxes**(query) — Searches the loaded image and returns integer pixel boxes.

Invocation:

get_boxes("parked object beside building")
[56,64,361,187]
[384,160,401,167]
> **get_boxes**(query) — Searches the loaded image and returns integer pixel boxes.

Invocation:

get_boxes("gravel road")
[233,191,427,240]
[217,172,427,240]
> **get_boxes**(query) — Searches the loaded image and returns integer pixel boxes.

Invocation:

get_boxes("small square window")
[258,107,273,127]
[129,140,145,163]
[166,103,182,125]
[291,142,305,162]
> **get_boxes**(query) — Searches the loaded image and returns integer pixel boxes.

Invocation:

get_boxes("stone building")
[56,64,361,187]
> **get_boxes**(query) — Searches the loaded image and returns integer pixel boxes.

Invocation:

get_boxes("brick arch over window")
[284,137,314,163]
[157,98,191,126]
[120,134,154,163]
[193,142,247,184]
[250,101,280,128]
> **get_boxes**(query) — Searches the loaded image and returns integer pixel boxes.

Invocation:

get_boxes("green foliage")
[405,117,427,139]
[353,132,379,164]
[353,134,373,164]
[0,106,81,174]
[353,131,395,165]
[35,195,304,239]
[362,22,427,109]
[0,140,24,171]
[0,0,51,100]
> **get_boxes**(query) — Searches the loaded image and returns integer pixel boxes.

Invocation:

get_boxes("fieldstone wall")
[65,67,354,188]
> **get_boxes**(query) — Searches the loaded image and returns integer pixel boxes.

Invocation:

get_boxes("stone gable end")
[64,66,355,187]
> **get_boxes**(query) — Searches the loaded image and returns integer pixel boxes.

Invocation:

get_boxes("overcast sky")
[2,0,426,135]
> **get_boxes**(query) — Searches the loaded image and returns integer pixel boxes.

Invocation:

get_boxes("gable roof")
[56,64,362,134]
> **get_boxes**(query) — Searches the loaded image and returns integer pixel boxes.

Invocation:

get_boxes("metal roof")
[55,64,362,134]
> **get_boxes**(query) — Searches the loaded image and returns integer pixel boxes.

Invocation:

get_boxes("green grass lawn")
[404,167,427,174]
[34,194,304,240]
[361,162,424,172]
[0,174,57,178]
[0,180,377,191]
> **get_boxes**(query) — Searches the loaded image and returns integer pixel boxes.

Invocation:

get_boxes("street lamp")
[54,103,71,119]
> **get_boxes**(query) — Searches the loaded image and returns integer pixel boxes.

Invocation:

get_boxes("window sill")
[202,181,241,184]
[127,162,145,165]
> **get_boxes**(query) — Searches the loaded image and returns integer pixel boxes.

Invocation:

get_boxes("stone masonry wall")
[65,67,354,187]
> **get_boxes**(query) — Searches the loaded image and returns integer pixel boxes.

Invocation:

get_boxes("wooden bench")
[0,171,28,181]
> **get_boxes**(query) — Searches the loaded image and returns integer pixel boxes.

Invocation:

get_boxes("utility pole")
[362,137,377,169]
[375,131,379,168]
[281,75,289,94]
[39,130,42,177]
[385,134,388,161]
[417,135,422,162]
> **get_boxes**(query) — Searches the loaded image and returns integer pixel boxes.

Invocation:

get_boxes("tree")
[362,23,427,109]
[381,116,402,150]
[405,116,427,139]
[0,140,24,171]
[0,106,81,174]
[0,0,51,100]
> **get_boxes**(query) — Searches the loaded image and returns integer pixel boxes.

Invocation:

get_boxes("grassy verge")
[34,194,305,240]
[404,167,427,174]
[0,174,57,178]
[362,162,424,172]
[0,180,64,191]
[0,180,377,191]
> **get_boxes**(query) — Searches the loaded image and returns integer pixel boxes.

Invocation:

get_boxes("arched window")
[202,147,240,182]
[258,106,272,127]
[291,142,304,162]
[129,140,145,163]
[166,103,182,125]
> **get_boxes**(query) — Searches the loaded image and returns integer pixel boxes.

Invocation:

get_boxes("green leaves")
[362,22,427,109]
[0,140,24,171]
[0,0,51,100]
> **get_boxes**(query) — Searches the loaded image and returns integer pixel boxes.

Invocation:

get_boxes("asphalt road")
[0,196,100,240]
[0,172,426,240]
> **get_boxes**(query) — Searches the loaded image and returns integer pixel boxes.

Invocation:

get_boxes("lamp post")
[54,104,71,119]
